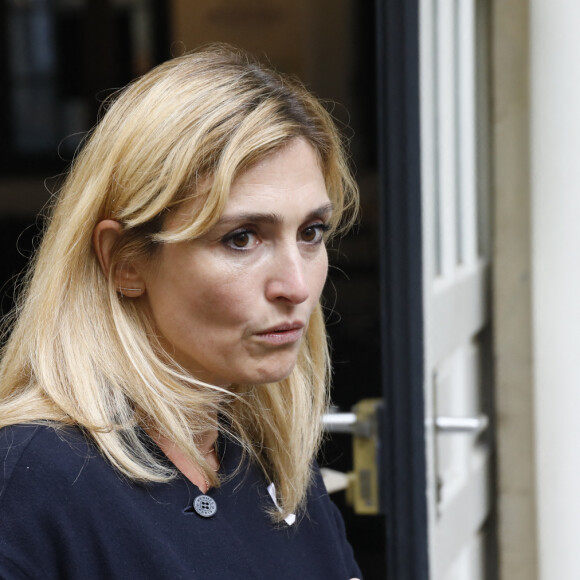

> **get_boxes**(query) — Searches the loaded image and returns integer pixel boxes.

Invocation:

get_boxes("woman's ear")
[93,220,145,297]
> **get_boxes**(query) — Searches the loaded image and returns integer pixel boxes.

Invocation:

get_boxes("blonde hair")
[0,44,358,521]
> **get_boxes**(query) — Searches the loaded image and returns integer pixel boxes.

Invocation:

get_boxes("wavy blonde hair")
[0,44,358,521]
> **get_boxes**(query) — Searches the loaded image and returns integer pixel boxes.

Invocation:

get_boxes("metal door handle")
[435,414,489,434]
[322,412,372,437]
[322,412,358,433]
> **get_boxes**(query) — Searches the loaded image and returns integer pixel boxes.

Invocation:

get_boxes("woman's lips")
[254,323,304,345]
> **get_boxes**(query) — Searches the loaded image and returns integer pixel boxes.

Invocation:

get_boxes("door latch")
[323,398,383,515]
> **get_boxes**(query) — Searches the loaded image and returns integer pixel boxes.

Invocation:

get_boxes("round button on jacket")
[193,495,217,518]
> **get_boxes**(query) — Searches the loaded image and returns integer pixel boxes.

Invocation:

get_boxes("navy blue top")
[0,425,361,579]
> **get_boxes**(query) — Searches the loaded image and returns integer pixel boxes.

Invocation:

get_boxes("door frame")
[375,0,429,578]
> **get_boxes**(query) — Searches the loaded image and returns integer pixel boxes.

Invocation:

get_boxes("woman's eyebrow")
[217,202,334,226]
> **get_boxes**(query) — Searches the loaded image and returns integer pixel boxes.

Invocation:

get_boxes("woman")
[0,45,361,579]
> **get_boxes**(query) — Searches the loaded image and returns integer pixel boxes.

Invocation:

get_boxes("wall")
[170,0,355,117]
[490,0,538,578]
[492,0,580,576]
[530,0,580,577]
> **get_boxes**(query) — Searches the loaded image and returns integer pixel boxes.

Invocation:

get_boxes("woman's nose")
[265,247,309,305]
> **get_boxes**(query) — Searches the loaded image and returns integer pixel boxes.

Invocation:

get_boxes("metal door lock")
[323,398,383,515]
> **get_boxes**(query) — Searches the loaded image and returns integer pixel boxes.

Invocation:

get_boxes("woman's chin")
[183,349,301,387]
[244,359,298,386]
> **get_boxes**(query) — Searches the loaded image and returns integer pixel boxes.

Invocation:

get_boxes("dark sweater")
[0,425,361,579]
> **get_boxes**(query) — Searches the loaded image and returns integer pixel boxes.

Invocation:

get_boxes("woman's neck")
[152,428,220,492]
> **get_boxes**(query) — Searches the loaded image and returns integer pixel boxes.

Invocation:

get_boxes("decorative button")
[193,495,217,518]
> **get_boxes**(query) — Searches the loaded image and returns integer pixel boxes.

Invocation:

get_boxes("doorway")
[0,2,496,578]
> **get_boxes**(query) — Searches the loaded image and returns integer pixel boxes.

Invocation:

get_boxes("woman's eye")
[223,230,257,250]
[300,224,329,244]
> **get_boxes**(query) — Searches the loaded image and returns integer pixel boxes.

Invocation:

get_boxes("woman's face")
[140,138,332,386]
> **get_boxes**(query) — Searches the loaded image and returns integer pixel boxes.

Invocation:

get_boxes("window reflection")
[8,0,58,154]
[3,0,158,169]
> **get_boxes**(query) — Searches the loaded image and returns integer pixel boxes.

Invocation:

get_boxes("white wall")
[530,1,580,577]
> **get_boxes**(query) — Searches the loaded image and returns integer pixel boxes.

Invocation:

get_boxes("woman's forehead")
[221,140,327,206]
[156,137,333,237]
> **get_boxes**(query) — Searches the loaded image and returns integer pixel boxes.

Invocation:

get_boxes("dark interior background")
[0,2,384,577]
